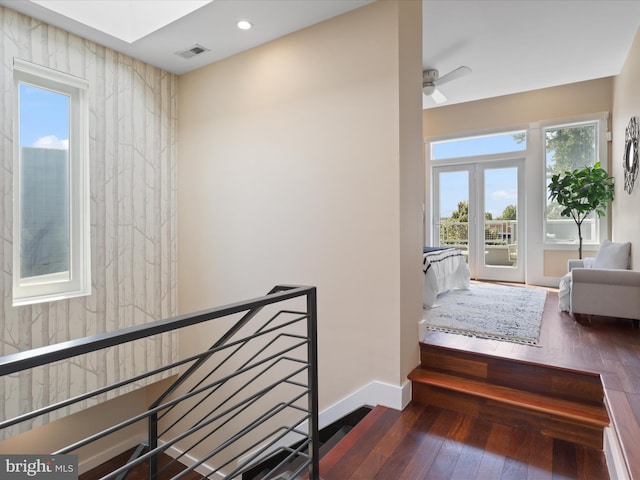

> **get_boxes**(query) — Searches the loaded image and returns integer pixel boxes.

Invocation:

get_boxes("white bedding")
[423,248,471,307]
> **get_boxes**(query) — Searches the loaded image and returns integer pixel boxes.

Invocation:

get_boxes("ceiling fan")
[422,66,472,104]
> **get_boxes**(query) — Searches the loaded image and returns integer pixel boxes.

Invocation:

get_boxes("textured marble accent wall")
[0,7,178,438]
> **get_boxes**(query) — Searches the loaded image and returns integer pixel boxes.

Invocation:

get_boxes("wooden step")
[420,343,605,407]
[409,366,609,450]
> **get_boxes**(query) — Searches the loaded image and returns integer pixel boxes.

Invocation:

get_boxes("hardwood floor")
[320,287,640,480]
[319,403,608,480]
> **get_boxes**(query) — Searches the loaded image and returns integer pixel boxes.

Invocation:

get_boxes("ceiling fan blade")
[431,88,447,104]
[435,66,471,86]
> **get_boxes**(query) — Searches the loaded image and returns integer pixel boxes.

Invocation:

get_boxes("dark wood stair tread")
[408,367,609,427]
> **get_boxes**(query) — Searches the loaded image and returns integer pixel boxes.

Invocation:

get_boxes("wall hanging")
[623,116,639,194]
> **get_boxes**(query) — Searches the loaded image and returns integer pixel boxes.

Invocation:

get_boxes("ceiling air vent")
[175,44,210,59]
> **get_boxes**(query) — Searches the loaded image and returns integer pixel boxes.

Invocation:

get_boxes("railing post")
[148,411,158,480]
[306,287,320,480]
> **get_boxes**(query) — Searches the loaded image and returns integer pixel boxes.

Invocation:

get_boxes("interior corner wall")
[177,0,422,419]
[613,27,640,268]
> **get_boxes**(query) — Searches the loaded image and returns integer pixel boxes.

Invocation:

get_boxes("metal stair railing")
[0,284,319,480]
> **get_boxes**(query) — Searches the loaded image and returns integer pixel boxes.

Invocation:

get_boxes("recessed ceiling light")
[237,20,252,30]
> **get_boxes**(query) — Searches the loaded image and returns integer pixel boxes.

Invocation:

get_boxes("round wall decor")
[624,116,639,194]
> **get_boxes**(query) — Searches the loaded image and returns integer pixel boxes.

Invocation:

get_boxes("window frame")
[542,116,609,249]
[12,58,91,306]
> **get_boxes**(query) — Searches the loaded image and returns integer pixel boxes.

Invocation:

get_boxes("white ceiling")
[2,0,640,109]
[421,0,640,108]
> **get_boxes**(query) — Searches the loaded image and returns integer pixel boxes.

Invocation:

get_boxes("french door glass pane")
[438,170,469,253]
[484,167,518,268]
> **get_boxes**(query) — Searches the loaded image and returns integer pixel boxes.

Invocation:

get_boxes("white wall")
[177,0,422,430]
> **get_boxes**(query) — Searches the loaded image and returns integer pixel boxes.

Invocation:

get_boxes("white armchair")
[559,240,640,328]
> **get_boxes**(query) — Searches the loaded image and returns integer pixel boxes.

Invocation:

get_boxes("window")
[431,130,526,160]
[13,59,90,305]
[544,120,607,246]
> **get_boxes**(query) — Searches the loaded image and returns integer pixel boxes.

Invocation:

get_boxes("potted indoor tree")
[547,162,615,259]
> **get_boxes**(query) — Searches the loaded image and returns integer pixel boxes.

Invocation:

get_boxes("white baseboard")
[318,379,411,429]
[162,442,227,480]
[78,434,146,474]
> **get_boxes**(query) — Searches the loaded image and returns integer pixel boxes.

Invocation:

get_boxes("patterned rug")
[421,282,547,346]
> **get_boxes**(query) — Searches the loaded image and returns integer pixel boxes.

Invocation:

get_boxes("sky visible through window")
[433,132,524,218]
[19,83,69,149]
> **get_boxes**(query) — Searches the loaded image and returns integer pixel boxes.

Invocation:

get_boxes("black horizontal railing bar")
[1,313,308,432]
[114,443,146,480]
[108,389,309,480]
[149,285,291,410]
[267,439,312,478]
[0,324,306,431]
[258,441,313,480]
[181,420,309,480]
[285,379,310,389]
[159,341,309,440]
[168,286,318,479]
[0,285,314,376]
[179,396,311,480]
[53,358,309,456]
[160,356,310,472]
[221,422,312,480]
[156,321,308,430]
[282,458,313,480]
[153,308,307,412]
[234,436,312,480]
[283,403,312,416]
[158,377,278,476]
[176,423,304,480]
[175,393,310,479]
[0,343,208,431]
[95,367,310,479]
[161,392,308,480]
[160,360,310,461]
[158,330,309,436]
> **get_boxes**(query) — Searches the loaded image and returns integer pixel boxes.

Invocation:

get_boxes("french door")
[432,159,524,282]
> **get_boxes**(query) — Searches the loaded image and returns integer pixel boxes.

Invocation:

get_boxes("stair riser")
[421,346,604,406]
[412,382,604,450]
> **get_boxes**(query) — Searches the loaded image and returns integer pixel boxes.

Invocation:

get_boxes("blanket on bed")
[423,247,471,307]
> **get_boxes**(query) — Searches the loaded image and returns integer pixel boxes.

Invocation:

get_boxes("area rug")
[421,283,547,346]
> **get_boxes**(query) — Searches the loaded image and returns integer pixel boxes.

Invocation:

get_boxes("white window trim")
[12,58,91,306]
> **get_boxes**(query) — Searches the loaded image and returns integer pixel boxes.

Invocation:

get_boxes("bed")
[423,247,471,307]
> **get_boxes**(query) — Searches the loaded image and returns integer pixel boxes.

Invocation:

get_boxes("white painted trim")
[162,442,227,480]
[12,58,91,305]
[78,434,146,475]
[319,380,411,429]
